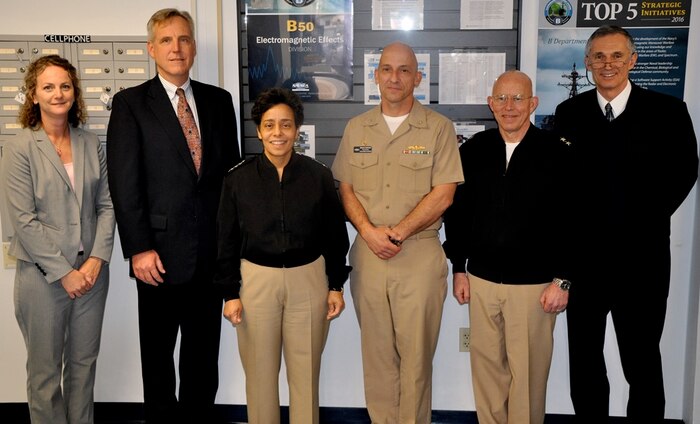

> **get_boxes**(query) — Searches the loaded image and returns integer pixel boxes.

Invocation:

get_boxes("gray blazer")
[1,126,115,283]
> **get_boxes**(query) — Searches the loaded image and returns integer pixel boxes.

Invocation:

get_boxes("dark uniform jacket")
[215,152,351,299]
[444,125,574,284]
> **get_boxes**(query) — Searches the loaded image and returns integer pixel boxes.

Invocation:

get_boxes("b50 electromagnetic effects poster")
[245,0,354,101]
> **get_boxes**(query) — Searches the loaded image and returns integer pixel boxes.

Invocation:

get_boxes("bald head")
[492,70,533,97]
[380,42,418,72]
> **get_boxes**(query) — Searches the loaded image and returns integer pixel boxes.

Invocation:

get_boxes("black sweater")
[444,125,573,284]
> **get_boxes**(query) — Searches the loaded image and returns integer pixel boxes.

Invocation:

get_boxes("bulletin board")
[236,0,522,167]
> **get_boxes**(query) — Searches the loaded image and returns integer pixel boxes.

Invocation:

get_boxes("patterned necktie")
[176,88,202,174]
[605,102,614,122]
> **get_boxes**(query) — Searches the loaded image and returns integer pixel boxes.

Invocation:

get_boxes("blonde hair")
[147,8,195,42]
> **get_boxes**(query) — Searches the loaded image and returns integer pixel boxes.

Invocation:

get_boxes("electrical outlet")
[3,242,16,269]
[459,327,470,352]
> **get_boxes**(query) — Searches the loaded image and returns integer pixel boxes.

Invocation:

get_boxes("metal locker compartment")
[0,116,22,135]
[76,42,113,61]
[114,60,149,80]
[113,42,149,61]
[78,60,114,80]
[0,97,22,116]
[81,79,115,98]
[85,117,109,137]
[0,61,28,80]
[27,42,64,59]
[84,98,110,117]
[0,79,24,99]
[0,42,30,61]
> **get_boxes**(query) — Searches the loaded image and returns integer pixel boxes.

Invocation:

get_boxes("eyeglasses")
[587,53,631,69]
[491,94,532,106]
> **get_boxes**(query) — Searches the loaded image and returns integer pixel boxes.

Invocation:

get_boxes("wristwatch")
[329,287,344,294]
[552,278,571,291]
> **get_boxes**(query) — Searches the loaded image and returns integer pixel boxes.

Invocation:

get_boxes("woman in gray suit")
[0,55,114,424]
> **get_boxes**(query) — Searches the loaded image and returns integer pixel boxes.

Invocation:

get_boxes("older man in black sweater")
[444,70,573,424]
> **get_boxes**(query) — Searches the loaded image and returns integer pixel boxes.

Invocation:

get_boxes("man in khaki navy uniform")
[332,42,463,424]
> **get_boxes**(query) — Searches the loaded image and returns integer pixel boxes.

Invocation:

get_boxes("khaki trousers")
[468,274,557,424]
[350,232,447,424]
[237,256,330,424]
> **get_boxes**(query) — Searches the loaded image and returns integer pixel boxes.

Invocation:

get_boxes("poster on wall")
[438,52,506,104]
[371,0,424,30]
[245,0,354,101]
[454,121,486,145]
[535,0,691,130]
[460,0,513,30]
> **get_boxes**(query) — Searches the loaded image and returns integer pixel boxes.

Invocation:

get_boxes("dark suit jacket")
[107,76,240,285]
[554,83,697,284]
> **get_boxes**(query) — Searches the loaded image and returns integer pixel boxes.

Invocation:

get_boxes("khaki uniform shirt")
[332,100,463,231]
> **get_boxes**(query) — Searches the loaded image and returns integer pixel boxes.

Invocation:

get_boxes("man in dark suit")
[106,8,240,424]
[554,25,697,423]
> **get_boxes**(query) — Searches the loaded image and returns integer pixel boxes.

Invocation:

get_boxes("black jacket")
[444,125,574,284]
[215,153,351,299]
[554,83,697,283]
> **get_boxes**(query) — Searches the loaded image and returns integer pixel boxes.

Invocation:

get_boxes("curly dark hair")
[251,88,304,128]
[18,55,86,129]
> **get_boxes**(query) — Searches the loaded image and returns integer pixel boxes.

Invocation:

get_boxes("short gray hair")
[585,25,636,57]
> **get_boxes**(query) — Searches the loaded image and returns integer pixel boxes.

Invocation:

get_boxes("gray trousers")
[14,256,109,424]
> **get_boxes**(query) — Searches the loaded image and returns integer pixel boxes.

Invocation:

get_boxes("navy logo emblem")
[544,0,573,26]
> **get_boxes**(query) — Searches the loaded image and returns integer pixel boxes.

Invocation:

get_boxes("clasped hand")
[61,256,103,299]
[363,226,402,260]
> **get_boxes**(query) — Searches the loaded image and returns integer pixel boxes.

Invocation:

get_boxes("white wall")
[1,0,699,421]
